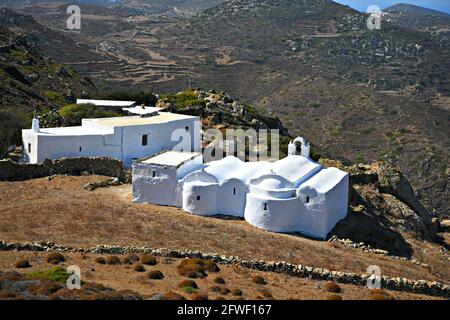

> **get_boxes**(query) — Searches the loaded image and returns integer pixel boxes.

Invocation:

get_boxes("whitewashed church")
[133,138,349,239]
[22,101,201,167]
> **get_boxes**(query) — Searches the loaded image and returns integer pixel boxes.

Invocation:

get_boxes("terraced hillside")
[1,1,449,217]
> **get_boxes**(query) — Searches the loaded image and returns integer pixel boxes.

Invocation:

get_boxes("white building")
[132,139,349,239]
[22,111,201,167]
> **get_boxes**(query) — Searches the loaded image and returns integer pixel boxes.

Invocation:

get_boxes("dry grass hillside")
[0,175,448,285]
[0,250,441,300]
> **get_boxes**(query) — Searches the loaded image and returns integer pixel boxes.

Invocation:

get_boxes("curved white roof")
[271,155,322,186]
[204,156,270,184]
[298,167,348,193]
[198,155,321,187]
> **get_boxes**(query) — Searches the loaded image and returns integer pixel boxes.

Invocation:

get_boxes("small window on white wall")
[28,143,31,153]
[306,196,310,204]
[79,147,82,152]
[152,170,156,178]
[264,203,268,210]
[197,195,201,201]
[233,187,236,195]
[185,126,189,132]
[142,134,148,146]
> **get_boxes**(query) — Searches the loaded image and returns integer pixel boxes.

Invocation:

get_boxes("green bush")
[29,267,71,283]
[59,104,121,126]
[160,90,205,109]
[44,91,65,105]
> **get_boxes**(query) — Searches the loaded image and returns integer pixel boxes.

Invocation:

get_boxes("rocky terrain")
[385,3,450,35]
[0,14,97,157]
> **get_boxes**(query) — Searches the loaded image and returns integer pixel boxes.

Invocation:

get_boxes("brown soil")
[0,251,441,300]
[0,176,448,285]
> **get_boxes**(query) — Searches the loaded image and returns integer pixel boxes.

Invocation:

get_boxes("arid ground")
[0,175,448,290]
[0,250,441,300]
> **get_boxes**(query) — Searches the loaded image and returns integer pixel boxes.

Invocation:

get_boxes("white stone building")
[132,139,349,239]
[22,111,201,167]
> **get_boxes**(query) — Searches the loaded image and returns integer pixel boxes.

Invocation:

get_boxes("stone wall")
[0,157,124,181]
[0,241,448,298]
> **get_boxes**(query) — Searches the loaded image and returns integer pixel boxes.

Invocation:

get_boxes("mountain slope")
[385,3,450,34]
[0,23,97,157]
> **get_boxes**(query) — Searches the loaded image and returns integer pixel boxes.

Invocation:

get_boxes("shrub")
[178,279,198,289]
[323,282,341,293]
[14,260,31,268]
[369,289,394,300]
[180,286,197,294]
[213,277,225,284]
[95,257,106,265]
[29,280,63,296]
[260,290,273,299]
[230,288,243,296]
[140,254,157,266]
[219,287,231,295]
[177,258,219,278]
[59,104,121,126]
[251,275,267,285]
[105,256,121,265]
[133,263,145,272]
[29,267,71,283]
[190,293,208,300]
[123,254,140,265]
[209,286,221,293]
[326,294,343,300]
[46,253,65,265]
[159,291,185,300]
[147,270,164,280]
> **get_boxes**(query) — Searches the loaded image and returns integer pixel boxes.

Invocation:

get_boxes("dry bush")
[326,294,343,300]
[160,291,185,300]
[219,287,231,295]
[46,253,65,265]
[251,275,267,285]
[177,258,219,278]
[140,254,157,266]
[95,257,106,265]
[133,263,145,272]
[123,254,140,265]
[105,256,121,265]
[230,288,243,296]
[147,270,164,280]
[323,282,341,293]
[369,289,395,300]
[213,277,226,284]
[178,279,198,289]
[29,280,63,296]
[0,290,17,299]
[209,285,221,293]
[14,260,31,268]
[260,290,273,299]
[191,293,208,300]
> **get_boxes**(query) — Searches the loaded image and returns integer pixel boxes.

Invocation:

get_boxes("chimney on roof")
[31,111,40,133]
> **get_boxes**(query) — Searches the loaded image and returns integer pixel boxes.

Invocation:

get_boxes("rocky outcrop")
[0,241,448,298]
[321,157,439,257]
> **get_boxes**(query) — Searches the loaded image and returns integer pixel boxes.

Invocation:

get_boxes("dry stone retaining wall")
[0,157,124,181]
[0,241,448,298]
